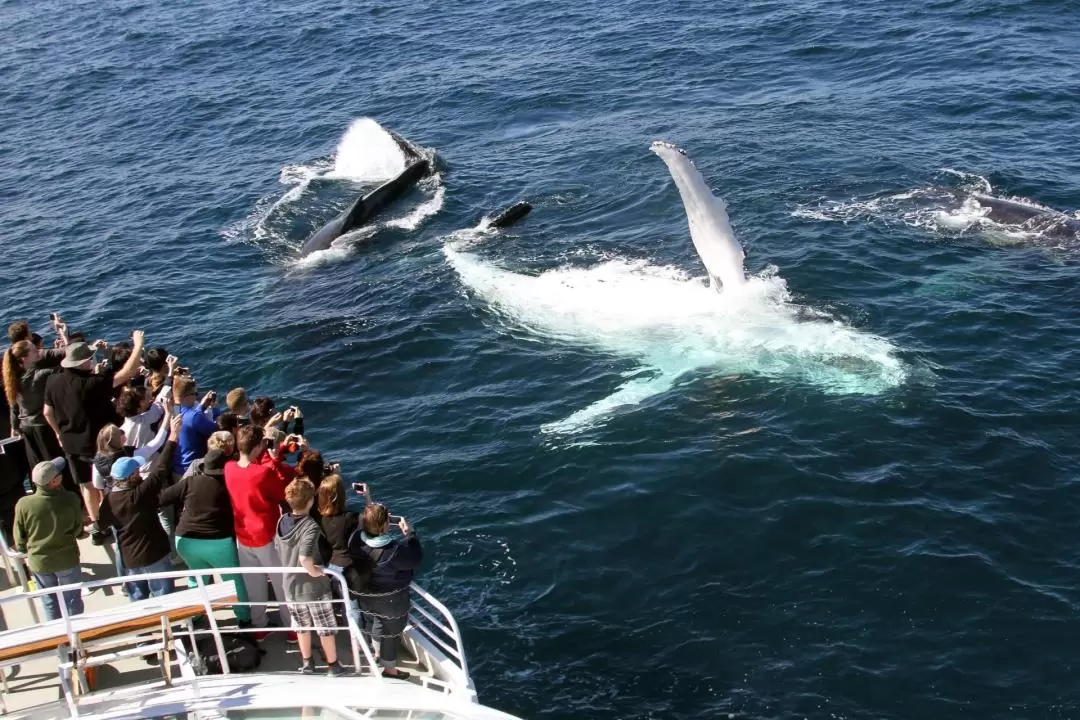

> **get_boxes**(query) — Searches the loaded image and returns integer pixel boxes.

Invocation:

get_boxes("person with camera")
[315,475,368,622]
[347,503,422,678]
[119,353,178,448]
[97,415,182,600]
[44,329,145,545]
[172,376,222,481]
[3,337,72,489]
[225,424,297,634]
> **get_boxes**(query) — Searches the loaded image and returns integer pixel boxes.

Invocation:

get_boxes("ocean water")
[3,0,1080,717]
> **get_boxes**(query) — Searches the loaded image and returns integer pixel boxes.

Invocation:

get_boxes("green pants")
[175,536,251,622]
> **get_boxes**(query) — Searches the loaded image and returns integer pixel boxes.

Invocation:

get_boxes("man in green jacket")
[14,458,85,621]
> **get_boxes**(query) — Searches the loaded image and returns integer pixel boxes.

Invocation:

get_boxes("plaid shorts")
[287,597,337,637]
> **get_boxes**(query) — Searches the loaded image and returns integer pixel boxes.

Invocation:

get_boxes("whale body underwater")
[444,142,907,434]
[299,130,433,257]
[942,191,1080,236]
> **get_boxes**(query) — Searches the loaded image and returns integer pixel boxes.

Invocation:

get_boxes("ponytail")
[2,341,32,409]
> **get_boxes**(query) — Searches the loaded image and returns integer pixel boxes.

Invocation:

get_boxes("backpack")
[193,632,264,674]
[345,529,381,595]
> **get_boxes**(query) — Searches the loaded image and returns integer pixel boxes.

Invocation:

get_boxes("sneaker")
[326,661,345,678]
[285,631,298,645]
[253,631,270,642]
[300,657,316,675]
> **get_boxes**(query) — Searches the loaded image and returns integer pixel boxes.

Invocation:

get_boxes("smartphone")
[352,482,367,494]
[388,515,404,525]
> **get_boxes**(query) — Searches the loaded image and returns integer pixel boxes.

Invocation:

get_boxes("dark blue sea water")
[4,0,1080,717]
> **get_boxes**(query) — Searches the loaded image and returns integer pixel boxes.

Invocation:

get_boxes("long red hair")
[2,341,32,409]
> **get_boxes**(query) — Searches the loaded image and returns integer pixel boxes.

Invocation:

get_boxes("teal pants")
[175,536,251,622]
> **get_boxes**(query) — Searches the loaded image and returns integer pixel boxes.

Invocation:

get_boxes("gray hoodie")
[274,513,332,602]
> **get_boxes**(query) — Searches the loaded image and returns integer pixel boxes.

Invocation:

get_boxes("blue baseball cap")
[110,457,142,481]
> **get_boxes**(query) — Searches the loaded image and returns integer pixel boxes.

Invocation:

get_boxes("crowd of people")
[0,315,422,678]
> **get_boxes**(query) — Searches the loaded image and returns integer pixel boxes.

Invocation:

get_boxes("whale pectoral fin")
[540,371,679,434]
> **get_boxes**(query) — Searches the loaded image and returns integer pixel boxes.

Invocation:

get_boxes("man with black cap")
[44,330,145,545]
[13,457,85,621]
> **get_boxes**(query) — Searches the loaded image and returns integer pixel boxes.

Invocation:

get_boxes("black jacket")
[12,351,64,432]
[318,511,358,568]
[159,461,235,540]
[347,531,423,592]
[98,441,175,568]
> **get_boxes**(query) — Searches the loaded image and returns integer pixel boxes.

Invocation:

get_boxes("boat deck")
[0,535,436,717]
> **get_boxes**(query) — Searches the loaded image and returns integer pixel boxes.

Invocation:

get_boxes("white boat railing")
[408,582,474,694]
[0,532,41,624]
[0,565,476,714]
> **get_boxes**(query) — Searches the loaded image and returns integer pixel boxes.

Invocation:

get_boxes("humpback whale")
[299,130,432,257]
[443,143,906,434]
[490,201,532,229]
[649,141,747,291]
[795,175,1080,245]
[956,193,1080,235]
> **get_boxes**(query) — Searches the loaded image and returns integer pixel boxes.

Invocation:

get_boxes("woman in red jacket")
[224,424,296,635]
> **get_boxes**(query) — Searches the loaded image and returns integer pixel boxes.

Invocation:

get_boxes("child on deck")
[274,478,345,677]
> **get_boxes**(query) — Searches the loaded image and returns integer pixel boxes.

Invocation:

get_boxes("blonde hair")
[208,431,235,454]
[284,478,316,513]
[317,474,346,516]
[226,387,248,413]
[362,504,389,536]
[96,424,124,454]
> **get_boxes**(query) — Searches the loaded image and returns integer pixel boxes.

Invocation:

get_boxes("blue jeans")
[124,555,175,601]
[32,566,84,622]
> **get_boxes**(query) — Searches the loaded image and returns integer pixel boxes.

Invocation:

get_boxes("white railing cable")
[0,532,42,624]
[409,582,470,680]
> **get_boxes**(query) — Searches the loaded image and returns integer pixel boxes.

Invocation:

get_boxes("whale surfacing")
[650,141,747,291]
[442,142,908,435]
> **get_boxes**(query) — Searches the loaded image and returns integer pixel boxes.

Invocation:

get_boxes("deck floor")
[0,536,429,716]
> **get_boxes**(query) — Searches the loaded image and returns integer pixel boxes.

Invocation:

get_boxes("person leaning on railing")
[275,478,346,677]
[347,502,423,679]
[13,457,85,621]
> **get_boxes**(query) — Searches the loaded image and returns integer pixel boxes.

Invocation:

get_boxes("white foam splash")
[325,117,408,182]
[224,117,443,261]
[383,174,445,231]
[444,244,907,434]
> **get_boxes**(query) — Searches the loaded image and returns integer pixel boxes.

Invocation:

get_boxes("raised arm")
[112,330,145,388]
[134,401,173,461]
[134,416,180,504]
